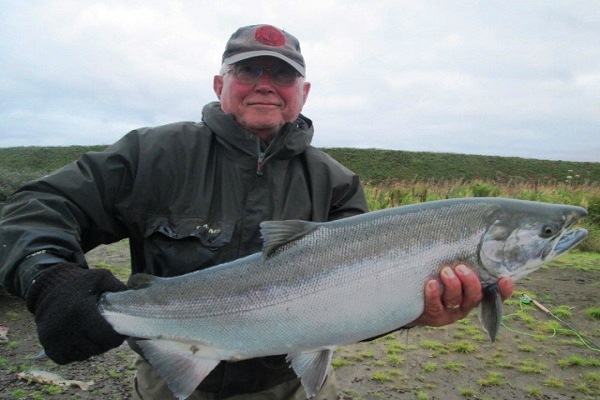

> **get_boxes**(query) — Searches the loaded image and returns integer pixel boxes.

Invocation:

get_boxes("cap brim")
[222,50,306,76]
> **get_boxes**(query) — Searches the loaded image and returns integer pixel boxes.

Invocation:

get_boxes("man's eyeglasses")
[225,64,300,86]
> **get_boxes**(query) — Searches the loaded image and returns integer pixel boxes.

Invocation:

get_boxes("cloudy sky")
[1,1,599,161]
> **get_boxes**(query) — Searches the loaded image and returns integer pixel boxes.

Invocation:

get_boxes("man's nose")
[254,73,276,91]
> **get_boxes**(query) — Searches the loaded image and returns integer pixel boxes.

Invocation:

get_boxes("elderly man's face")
[214,57,311,141]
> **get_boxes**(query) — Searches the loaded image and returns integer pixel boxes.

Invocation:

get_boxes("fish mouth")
[551,228,588,256]
[547,206,589,257]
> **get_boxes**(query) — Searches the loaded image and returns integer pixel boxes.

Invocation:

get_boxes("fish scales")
[104,204,492,355]
[98,197,588,399]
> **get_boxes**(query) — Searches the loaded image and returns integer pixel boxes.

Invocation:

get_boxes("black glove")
[26,262,128,364]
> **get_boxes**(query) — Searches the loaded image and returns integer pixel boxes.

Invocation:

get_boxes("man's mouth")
[247,100,281,107]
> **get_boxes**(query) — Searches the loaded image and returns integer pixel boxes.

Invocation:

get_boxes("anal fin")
[286,347,335,398]
[136,339,220,400]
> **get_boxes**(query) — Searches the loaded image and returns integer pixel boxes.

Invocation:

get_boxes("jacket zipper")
[256,139,265,175]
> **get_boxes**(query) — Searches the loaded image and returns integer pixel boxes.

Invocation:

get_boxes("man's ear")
[302,81,311,105]
[213,75,224,99]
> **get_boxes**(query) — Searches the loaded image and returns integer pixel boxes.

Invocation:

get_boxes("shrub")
[587,196,600,225]
[0,169,46,202]
[471,182,500,197]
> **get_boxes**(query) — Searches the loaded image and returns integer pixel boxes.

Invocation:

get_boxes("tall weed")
[364,180,600,253]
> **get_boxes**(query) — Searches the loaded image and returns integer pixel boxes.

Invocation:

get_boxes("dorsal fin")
[260,220,321,257]
[127,273,159,289]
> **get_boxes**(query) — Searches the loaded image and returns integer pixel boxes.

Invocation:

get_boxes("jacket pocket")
[142,217,234,277]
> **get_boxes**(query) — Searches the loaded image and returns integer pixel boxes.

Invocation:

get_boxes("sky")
[1,1,599,162]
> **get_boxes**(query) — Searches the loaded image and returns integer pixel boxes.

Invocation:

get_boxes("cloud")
[1,1,599,161]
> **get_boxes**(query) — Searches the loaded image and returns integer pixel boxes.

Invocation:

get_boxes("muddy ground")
[1,243,599,400]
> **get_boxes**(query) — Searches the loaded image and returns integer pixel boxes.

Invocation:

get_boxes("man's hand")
[26,263,128,364]
[409,264,514,327]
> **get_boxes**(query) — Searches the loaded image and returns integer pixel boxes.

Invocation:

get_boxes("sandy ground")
[1,245,599,400]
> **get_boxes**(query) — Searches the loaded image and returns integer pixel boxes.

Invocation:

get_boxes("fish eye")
[541,224,558,238]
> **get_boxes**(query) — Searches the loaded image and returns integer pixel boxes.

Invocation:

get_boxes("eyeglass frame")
[221,63,302,86]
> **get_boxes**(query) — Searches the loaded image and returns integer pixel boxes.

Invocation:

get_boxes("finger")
[454,264,482,310]
[439,266,462,309]
[410,279,446,327]
[424,279,444,312]
[408,280,443,327]
[497,277,514,301]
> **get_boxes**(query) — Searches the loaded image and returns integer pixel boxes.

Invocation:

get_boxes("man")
[0,24,512,399]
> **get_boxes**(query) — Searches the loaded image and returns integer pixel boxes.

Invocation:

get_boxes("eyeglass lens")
[232,64,299,86]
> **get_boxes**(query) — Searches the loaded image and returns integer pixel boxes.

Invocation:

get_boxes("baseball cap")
[221,24,306,76]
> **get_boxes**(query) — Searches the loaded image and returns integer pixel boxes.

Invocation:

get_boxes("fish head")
[479,201,588,282]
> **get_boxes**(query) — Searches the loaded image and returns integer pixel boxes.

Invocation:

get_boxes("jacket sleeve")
[0,132,140,298]
[326,171,368,221]
[304,147,369,222]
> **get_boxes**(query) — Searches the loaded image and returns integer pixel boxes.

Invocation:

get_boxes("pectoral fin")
[286,347,335,398]
[478,283,503,342]
[127,273,160,289]
[136,339,220,400]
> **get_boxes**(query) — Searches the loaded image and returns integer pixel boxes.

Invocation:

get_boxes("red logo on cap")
[255,26,286,47]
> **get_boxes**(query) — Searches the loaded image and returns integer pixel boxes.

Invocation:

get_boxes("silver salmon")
[98,197,588,399]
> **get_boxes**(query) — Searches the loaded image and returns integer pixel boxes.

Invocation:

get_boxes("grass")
[517,344,536,353]
[107,369,121,379]
[586,308,600,320]
[552,305,573,318]
[322,148,600,184]
[386,353,405,367]
[420,340,448,353]
[371,372,393,382]
[573,373,600,396]
[493,361,514,369]
[416,391,429,400]
[450,341,478,354]
[6,145,599,188]
[45,386,63,395]
[517,359,549,374]
[11,389,27,398]
[543,376,565,388]
[422,362,438,372]
[524,385,542,398]
[5,311,19,320]
[340,389,363,400]
[478,372,505,387]
[443,361,465,372]
[386,340,416,353]
[557,355,600,367]
[332,358,351,368]
[457,387,478,397]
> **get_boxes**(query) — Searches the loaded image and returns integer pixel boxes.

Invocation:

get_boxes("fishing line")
[500,293,600,352]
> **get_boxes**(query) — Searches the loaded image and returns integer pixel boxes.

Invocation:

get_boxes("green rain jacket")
[0,102,368,396]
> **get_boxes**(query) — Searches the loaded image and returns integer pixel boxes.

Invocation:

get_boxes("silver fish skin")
[98,197,588,399]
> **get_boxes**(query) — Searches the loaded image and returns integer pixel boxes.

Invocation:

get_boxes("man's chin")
[242,119,284,139]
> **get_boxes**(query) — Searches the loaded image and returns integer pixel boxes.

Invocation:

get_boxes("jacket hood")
[201,102,313,160]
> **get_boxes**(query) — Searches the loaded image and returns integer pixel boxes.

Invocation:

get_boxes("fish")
[98,197,588,399]
[16,370,94,390]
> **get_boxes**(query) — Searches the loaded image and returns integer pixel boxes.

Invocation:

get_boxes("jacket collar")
[201,102,313,160]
